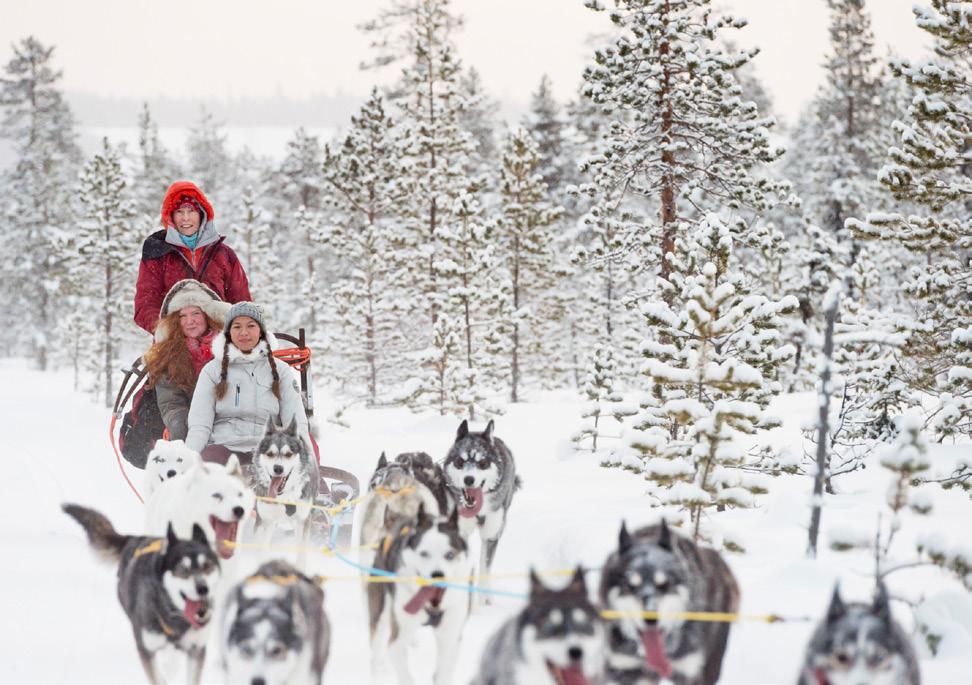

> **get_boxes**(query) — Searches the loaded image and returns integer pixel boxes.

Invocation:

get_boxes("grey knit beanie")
[224,301,267,336]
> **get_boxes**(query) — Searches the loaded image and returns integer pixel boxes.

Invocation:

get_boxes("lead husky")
[599,521,739,685]
[368,504,470,685]
[249,417,320,568]
[63,504,220,685]
[223,559,331,685]
[358,451,454,568]
[143,439,199,498]
[441,419,520,602]
[796,583,921,685]
[473,567,605,685]
[145,454,254,560]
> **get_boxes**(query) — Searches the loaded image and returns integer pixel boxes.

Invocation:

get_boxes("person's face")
[178,306,207,340]
[229,316,261,353]
[172,206,201,236]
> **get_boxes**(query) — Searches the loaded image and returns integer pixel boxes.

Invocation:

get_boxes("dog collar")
[133,539,163,558]
[157,614,176,638]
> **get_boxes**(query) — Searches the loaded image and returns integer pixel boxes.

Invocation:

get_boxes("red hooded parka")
[134,181,251,334]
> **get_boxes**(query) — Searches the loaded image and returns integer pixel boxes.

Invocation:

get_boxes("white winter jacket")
[185,334,311,456]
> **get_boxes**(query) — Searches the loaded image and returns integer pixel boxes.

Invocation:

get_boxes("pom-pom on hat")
[223,301,268,337]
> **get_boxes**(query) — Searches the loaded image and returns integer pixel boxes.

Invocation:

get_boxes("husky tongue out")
[546,661,591,685]
[182,596,210,629]
[269,474,288,498]
[458,487,484,518]
[209,516,239,559]
[640,627,673,678]
[403,586,446,614]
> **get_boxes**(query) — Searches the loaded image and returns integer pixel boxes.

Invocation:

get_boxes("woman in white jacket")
[185,301,311,464]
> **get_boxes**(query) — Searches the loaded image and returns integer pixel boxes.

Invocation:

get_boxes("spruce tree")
[523,75,570,194]
[0,36,81,368]
[132,103,180,219]
[186,107,231,206]
[70,139,139,406]
[573,344,636,462]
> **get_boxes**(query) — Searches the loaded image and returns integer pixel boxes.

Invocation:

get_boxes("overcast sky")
[2,0,931,125]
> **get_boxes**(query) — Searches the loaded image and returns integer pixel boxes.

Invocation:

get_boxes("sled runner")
[109,328,360,528]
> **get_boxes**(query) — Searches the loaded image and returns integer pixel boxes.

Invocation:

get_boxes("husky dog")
[473,567,605,685]
[796,583,921,685]
[358,451,454,568]
[368,504,470,685]
[599,521,739,685]
[144,440,199,498]
[63,504,220,685]
[145,454,255,560]
[441,419,520,602]
[249,417,320,568]
[223,559,331,685]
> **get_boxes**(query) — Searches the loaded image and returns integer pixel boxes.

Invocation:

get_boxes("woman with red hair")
[134,181,251,334]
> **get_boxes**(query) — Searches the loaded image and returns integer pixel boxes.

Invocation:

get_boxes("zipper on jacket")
[235,384,240,407]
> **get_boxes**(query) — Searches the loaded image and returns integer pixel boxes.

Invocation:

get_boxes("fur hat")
[154,279,231,343]
[223,301,268,337]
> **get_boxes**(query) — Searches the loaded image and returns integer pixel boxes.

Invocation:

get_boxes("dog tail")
[62,504,128,563]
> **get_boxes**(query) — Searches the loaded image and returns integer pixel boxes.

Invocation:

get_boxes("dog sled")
[109,328,360,541]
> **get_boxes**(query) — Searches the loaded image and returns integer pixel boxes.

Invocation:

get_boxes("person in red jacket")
[134,180,252,334]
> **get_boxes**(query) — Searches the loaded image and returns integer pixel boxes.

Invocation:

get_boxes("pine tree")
[523,75,570,194]
[279,127,325,212]
[458,67,501,175]
[70,139,139,406]
[132,103,180,219]
[321,89,413,404]
[573,344,636,461]
[234,187,283,320]
[0,37,81,368]
[632,216,797,541]
[186,107,231,205]
[848,1,972,439]
[495,128,563,400]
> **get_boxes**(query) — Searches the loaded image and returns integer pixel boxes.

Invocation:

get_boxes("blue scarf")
[179,231,200,250]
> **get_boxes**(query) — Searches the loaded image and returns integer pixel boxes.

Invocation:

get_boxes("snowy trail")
[2,358,970,684]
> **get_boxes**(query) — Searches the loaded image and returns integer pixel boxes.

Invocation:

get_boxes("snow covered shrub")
[572,344,636,465]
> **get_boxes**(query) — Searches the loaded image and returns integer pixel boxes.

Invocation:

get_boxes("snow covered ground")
[3,357,971,684]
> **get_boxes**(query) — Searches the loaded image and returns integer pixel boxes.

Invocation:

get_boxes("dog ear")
[483,419,495,444]
[872,582,892,623]
[225,454,242,477]
[826,584,846,624]
[166,523,179,549]
[567,565,588,596]
[191,523,209,547]
[415,502,430,528]
[285,416,298,436]
[619,521,633,554]
[528,567,546,599]
[377,452,388,469]
[264,416,276,436]
[456,420,469,441]
[657,519,673,551]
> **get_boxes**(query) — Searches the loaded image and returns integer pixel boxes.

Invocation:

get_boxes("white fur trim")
[210,334,280,363]
[154,280,232,343]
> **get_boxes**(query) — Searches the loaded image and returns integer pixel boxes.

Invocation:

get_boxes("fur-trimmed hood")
[154,280,232,343]
[210,332,280,364]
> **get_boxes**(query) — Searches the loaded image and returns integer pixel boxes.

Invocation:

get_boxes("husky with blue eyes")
[368,504,470,685]
[473,567,605,685]
[143,439,199,497]
[441,419,520,604]
[796,583,920,685]
[598,520,739,685]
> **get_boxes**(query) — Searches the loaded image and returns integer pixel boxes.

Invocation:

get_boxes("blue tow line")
[324,502,529,601]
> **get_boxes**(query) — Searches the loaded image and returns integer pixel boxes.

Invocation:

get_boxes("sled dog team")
[66,416,921,685]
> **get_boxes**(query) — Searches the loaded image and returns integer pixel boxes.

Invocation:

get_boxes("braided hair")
[214,332,281,401]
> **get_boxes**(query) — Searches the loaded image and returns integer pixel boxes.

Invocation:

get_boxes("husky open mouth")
[403,585,447,614]
[546,660,591,685]
[640,626,672,678]
[458,486,484,517]
[180,593,211,628]
[209,515,239,559]
[269,472,290,498]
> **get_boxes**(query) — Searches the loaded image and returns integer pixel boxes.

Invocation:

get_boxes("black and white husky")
[599,521,739,685]
[249,417,320,568]
[796,583,921,685]
[223,559,331,685]
[368,504,471,685]
[441,419,520,602]
[473,567,605,685]
[358,451,454,568]
[63,504,220,685]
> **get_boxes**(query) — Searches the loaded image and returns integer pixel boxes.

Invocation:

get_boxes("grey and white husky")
[441,419,520,602]
[249,417,320,568]
[473,567,605,685]
[599,521,739,685]
[223,559,331,685]
[63,504,221,685]
[358,451,454,568]
[796,583,921,685]
[368,504,471,685]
